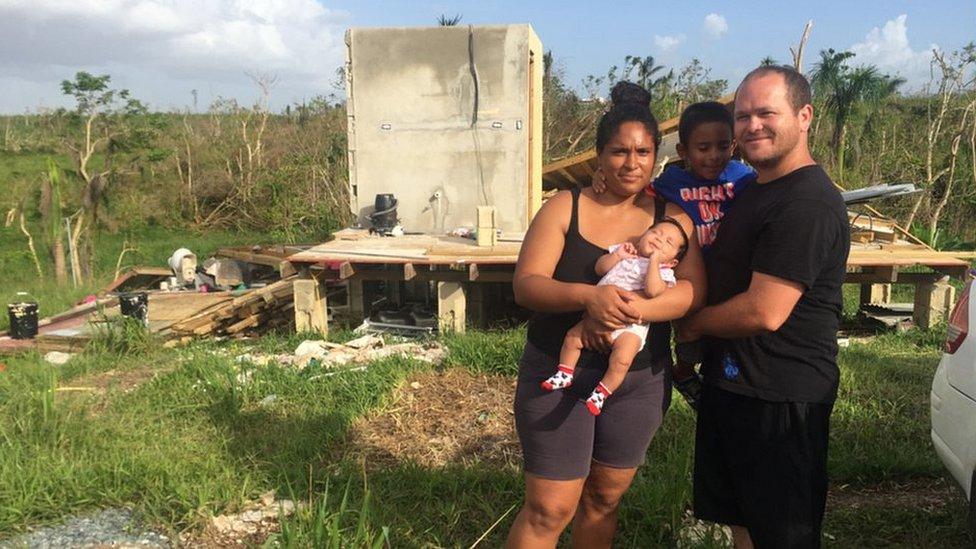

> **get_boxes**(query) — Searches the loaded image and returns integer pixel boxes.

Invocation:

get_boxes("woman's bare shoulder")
[533,189,574,224]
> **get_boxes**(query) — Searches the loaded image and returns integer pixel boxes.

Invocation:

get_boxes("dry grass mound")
[346,369,520,469]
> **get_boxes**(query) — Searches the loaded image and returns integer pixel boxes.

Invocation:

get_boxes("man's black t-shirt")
[702,164,850,403]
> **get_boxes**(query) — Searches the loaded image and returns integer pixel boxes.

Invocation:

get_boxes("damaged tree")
[59,71,147,283]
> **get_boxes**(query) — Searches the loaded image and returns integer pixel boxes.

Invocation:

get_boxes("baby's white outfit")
[598,243,677,349]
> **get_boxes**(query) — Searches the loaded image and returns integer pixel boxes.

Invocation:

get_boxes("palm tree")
[623,55,674,95]
[759,55,778,67]
[437,14,462,26]
[811,49,905,181]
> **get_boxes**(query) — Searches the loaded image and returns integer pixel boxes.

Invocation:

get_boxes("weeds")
[0,326,971,546]
[274,477,390,548]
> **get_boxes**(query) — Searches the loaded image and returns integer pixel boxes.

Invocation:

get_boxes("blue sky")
[0,0,972,113]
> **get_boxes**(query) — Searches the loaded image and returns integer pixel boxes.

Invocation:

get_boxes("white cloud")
[702,13,728,40]
[653,34,686,52]
[849,14,937,90]
[0,0,349,112]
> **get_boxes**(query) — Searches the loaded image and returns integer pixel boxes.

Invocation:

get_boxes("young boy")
[541,218,689,415]
[595,101,756,409]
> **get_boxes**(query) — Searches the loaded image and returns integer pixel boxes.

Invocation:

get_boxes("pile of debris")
[0,245,310,354]
[166,276,297,342]
[181,490,298,547]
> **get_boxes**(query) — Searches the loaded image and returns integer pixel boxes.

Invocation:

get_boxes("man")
[681,66,850,548]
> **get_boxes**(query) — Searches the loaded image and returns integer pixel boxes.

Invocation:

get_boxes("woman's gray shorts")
[514,342,668,480]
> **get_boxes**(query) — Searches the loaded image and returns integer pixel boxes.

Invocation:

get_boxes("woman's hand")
[580,316,614,353]
[585,285,643,329]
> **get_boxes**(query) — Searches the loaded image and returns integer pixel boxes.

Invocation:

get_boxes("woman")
[506,82,706,548]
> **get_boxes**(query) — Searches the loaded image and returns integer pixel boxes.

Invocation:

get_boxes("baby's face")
[637,223,683,262]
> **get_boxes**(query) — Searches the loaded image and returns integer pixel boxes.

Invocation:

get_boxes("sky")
[0,0,973,114]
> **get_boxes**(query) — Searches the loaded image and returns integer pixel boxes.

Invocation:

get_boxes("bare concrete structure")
[345,25,544,235]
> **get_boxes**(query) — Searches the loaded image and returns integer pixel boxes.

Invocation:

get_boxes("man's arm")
[683,272,804,339]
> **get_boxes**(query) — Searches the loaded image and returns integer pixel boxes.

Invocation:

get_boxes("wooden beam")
[845,272,947,284]
[294,279,328,336]
[279,260,298,278]
[557,168,580,186]
[578,161,595,179]
[437,282,466,333]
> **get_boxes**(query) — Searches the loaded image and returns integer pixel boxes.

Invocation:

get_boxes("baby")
[541,218,689,415]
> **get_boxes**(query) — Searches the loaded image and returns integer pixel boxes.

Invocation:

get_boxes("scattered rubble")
[43,351,73,365]
[236,336,445,374]
[181,491,297,547]
[675,509,732,548]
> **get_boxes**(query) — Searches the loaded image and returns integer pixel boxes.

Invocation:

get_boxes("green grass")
[0,208,970,545]
[0,321,969,547]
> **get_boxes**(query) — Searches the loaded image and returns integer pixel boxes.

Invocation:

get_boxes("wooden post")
[467,283,489,328]
[859,283,891,305]
[913,279,956,329]
[294,278,328,336]
[346,280,365,318]
[437,281,466,333]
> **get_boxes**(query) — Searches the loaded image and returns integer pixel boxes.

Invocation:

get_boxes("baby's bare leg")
[542,321,585,391]
[584,331,643,416]
[600,332,643,392]
[558,321,585,368]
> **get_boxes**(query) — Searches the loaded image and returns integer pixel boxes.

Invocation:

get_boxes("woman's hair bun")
[610,81,651,107]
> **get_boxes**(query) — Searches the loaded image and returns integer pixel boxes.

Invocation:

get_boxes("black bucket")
[370,193,398,231]
[119,292,149,325]
[7,301,38,339]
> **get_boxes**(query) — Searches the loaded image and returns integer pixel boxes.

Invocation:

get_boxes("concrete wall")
[346,25,542,234]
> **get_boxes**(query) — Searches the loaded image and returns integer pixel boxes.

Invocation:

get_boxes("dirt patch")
[828,477,960,511]
[57,364,173,413]
[345,368,521,469]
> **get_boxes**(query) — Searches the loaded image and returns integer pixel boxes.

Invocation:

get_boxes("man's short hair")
[740,65,812,112]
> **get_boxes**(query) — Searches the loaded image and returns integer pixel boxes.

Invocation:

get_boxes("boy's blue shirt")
[652,159,756,252]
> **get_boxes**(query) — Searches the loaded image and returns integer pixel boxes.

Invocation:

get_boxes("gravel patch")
[1,508,171,549]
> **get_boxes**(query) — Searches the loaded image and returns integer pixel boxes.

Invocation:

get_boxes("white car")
[931,270,976,526]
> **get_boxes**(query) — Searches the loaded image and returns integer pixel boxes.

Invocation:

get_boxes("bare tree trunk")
[929,132,963,239]
[929,100,975,238]
[790,20,814,72]
[52,235,67,284]
[18,211,43,278]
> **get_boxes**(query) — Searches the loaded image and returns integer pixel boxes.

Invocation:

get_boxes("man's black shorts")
[693,384,833,548]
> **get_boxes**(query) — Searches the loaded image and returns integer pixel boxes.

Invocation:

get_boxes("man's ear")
[798,103,813,132]
[676,142,686,159]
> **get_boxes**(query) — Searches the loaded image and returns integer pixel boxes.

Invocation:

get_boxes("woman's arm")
[513,192,642,326]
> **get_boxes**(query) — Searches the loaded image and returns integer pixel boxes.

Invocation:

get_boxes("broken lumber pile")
[166,276,298,340]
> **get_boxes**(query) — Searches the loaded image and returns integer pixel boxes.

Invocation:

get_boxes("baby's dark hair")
[652,217,690,261]
[678,101,733,144]
[595,81,661,154]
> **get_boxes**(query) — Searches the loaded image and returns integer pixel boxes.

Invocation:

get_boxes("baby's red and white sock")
[585,382,612,416]
[541,364,575,391]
